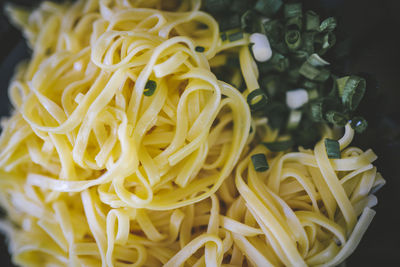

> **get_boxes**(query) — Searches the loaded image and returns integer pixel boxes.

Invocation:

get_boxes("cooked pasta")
[0,0,384,266]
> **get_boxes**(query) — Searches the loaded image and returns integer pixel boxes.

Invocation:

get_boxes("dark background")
[0,0,399,266]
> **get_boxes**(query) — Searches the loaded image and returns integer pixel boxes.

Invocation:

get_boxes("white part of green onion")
[287,110,302,130]
[250,33,272,62]
[286,89,308,109]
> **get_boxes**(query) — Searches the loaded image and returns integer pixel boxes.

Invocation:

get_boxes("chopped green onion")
[301,31,315,54]
[195,46,205,52]
[228,31,244,42]
[144,80,157,96]
[263,140,294,151]
[307,89,318,100]
[316,32,336,55]
[307,53,330,66]
[350,116,368,133]
[305,10,320,31]
[251,153,269,172]
[286,15,303,30]
[341,75,366,111]
[319,17,337,32]
[299,62,321,80]
[325,110,348,126]
[309,97,341,123]
[324,138,341,159]
[336,76,350,96]
[247,89,268,111]
[263,20,284,46]
[254,0,283,17]
[263,52,289,72]
[285,29,301,50]
[284,3,302,19]
[241,10,260,33]
[299,54,330,81]
[310,99,324,122]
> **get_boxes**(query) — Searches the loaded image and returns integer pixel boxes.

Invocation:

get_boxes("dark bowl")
[1,0,400,266]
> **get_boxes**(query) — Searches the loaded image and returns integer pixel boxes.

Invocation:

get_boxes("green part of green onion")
[316,32,336,55]
[247,89,268,111]
[325,110,348,126]
[241,10,261,33]
[286,15,303,30]
[301,31,315,55]
[310,99,324,122]
[307,53,330,66]
[254,0,283,17]
[299,62,321,80]
[285,29,301,50]
[204,0,229,13]
[259,52,289,73]
[249,126,253,134]
[195,46,205,52]
[251,153,269,172]
[350,116,368,133]
[309,97,341,123]
[299,54,330,81]
[263,20,284,46]
[305,10,320,31]
[287,68,300,84]
[324,138,341,159]
[336,76,350,96]
[302,79,318,90]
[284,3,302,19]
[319,17,337,32]
[341,75,366,111]
[144,80,157,96]
[263,140,294,152]
[228,31,244,42]
[219,13,241,32]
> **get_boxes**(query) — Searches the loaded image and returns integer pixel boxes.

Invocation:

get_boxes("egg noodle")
[0,0,385,266]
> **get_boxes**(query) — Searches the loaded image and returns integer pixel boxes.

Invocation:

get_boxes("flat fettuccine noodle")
[0,0,384,266]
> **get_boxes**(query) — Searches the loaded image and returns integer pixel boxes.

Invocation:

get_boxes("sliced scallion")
[263,140,294,152]
[247,89,268,111]
[228,31,244,42]
[325,110,348,126]
[254,0,283,17]
[285,30,301,50]
[251,153,269,172]
[305,10,320,31]
[319,17,337,32]
[350,116,368,133]
[341,75,366,111]
[144,80,157,96]
[195,46,205,52]
[284,3,302,19]
[324,138,341,159]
